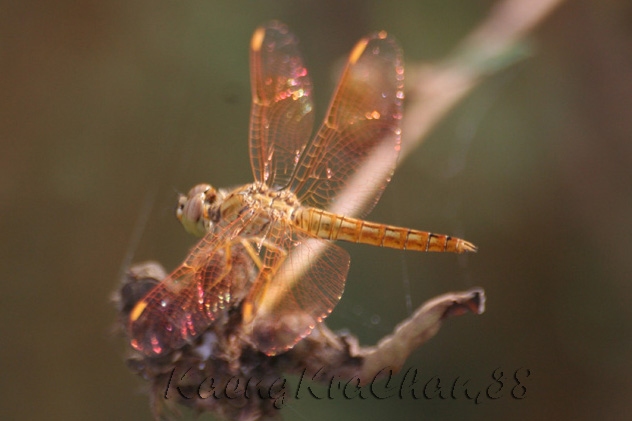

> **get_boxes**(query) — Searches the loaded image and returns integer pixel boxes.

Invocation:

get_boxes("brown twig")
[116,262,484,420]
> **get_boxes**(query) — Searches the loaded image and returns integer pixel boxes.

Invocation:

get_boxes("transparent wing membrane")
[249,21,314,188]
[290,31,404,218]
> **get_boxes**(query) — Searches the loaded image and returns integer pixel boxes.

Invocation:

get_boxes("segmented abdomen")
[294,207,476,253]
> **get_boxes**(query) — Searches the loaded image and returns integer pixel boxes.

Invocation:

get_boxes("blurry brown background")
[2,0,631,419]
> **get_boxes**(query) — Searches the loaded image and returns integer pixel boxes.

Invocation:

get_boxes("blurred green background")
[2,0,631,419]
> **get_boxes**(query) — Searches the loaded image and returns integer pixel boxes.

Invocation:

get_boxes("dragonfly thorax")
[218,182,302,225]
[178,182,302,238]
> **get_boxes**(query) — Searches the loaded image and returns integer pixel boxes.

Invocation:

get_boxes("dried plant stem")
[400,0,566,160]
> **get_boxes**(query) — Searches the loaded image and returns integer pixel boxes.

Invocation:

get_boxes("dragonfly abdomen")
[295,207,476,253]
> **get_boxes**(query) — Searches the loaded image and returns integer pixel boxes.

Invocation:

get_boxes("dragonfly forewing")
[289,31,404,218]
[249,21,314,189]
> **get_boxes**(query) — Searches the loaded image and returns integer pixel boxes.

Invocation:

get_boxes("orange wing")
[127,214,258,357]
[289,31,404,218]
[241,220,350,356]
[249,21,314,189]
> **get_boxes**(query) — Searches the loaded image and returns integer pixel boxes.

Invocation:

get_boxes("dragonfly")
[128,21,476,357]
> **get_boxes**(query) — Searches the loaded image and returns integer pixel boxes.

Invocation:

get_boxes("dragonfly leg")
[240,238,264,270]
[241,238,289,325]
[214,243,233,281]
[239,237,289,270]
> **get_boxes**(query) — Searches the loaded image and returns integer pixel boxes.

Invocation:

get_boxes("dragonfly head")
[176,183,219,237]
